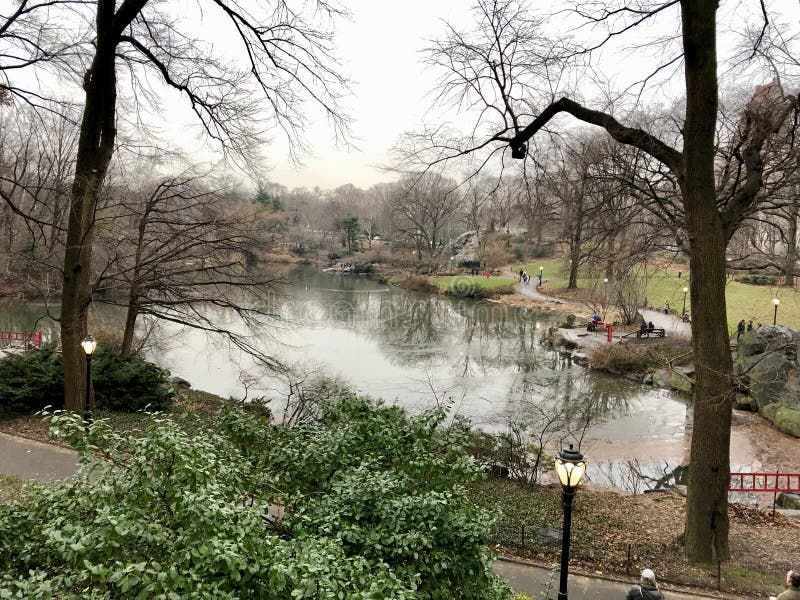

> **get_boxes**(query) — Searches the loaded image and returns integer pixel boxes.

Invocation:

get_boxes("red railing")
[729,472,800,492]
[0,330,42,350]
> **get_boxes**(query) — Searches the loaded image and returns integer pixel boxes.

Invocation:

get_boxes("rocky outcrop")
[443,230,480,263]
[734,326,800,437]
[761,402,800,438]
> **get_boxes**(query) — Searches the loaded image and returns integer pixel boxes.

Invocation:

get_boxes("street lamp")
[80,335,97,426]
[773,297,780,326]
[682,286,688,317]
[554,444,586,600]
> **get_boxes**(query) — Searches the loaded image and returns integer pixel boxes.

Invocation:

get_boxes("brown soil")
[501,487,799,597]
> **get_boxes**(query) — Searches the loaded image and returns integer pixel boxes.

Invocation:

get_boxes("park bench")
[620,328,666,340]
[636,328,665,339]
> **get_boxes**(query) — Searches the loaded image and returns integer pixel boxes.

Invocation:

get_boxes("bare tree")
[93,170,284,365]
[2,0,351,411]
[391,173,460,259]
[413,0,800,563]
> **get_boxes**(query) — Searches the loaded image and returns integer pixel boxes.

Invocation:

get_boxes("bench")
[636,328,665,338]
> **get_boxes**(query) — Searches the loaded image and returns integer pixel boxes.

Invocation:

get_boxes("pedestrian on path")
[625,568,664,600]
[664,300,670,315]
[775,570,800,600]
[737,319,745,338]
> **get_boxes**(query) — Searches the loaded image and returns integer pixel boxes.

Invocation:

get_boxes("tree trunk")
[60,0,119,411]
[680,0,732,563]
[120,289,139,358]
[784,200,797,287]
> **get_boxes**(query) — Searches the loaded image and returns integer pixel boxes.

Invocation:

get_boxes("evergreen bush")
[0,344,172,414]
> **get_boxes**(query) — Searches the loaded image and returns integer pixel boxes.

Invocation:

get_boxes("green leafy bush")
[0,343,63,412]
[91,346,173,412]
[738,273,778,285]
[0,396,511,598]
[0,345,172,414]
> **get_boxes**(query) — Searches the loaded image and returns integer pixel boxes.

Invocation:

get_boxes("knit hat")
[641,569,656,584]
[790,571,800,588]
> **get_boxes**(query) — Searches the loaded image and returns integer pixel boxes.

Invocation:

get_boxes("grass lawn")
[429,275,517,292]
[519,259,800,331]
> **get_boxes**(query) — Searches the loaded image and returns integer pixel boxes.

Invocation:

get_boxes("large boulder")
[760,402,800,438]
[652,368,672,388]
[670,367,694,395]
[776,492,800,510]
[443,230,480,263]
[734,326,800,411]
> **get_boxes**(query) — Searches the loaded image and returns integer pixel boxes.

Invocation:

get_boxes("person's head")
[788,570,800,588]
[640,568,656,586]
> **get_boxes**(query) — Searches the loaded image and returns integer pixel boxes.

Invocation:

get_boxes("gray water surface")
[3,267,768,491]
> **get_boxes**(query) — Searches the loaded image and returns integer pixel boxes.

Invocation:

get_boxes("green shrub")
[0,344,172,414]
[0,343,64,412]
[528,244,553,258]
[0,398,512,598]
[738,273,778,285]
[91,346,173,412]
[458,259,482,269]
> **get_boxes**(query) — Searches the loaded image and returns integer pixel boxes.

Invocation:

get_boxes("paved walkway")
[515,281,693,339]
[495,559,740,599]
[0,431,78,481]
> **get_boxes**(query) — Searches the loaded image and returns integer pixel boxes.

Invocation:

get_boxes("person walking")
[776,570,800,600]
[737,319,745,338]
[625,568,664,600]
[664,300,669,315]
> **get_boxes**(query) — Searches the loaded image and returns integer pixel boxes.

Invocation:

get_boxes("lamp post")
[773,297,780,326]
[554,444,586,600]
[81,335,97,426]
[682,286,688,317]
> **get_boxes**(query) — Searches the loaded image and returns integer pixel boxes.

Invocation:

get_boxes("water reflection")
[0,267,699,489]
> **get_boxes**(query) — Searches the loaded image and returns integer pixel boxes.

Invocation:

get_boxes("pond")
[0,266,786,493]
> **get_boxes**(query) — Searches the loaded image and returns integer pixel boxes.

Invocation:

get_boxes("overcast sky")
[149,0,800,191]
[263,0,475,191]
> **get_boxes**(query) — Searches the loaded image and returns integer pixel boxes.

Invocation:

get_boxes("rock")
[670,367,693,394]
[673,484,688,497]
[168,376,191,389]
[776,492,800,510]
[733,394,754,411]
[775,508,800,521]
[443,230,480,262]
[760,403,800,438]
[535,527,562,547]
[572,353,589,367]
[652,368,671,388]
[734,326,800,411]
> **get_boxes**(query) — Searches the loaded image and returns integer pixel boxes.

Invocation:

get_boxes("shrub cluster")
[0,344,173,414]
[738,273,778,285]
[398,275,440,294]
[589,338,693,374]
[0,393,511,598]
